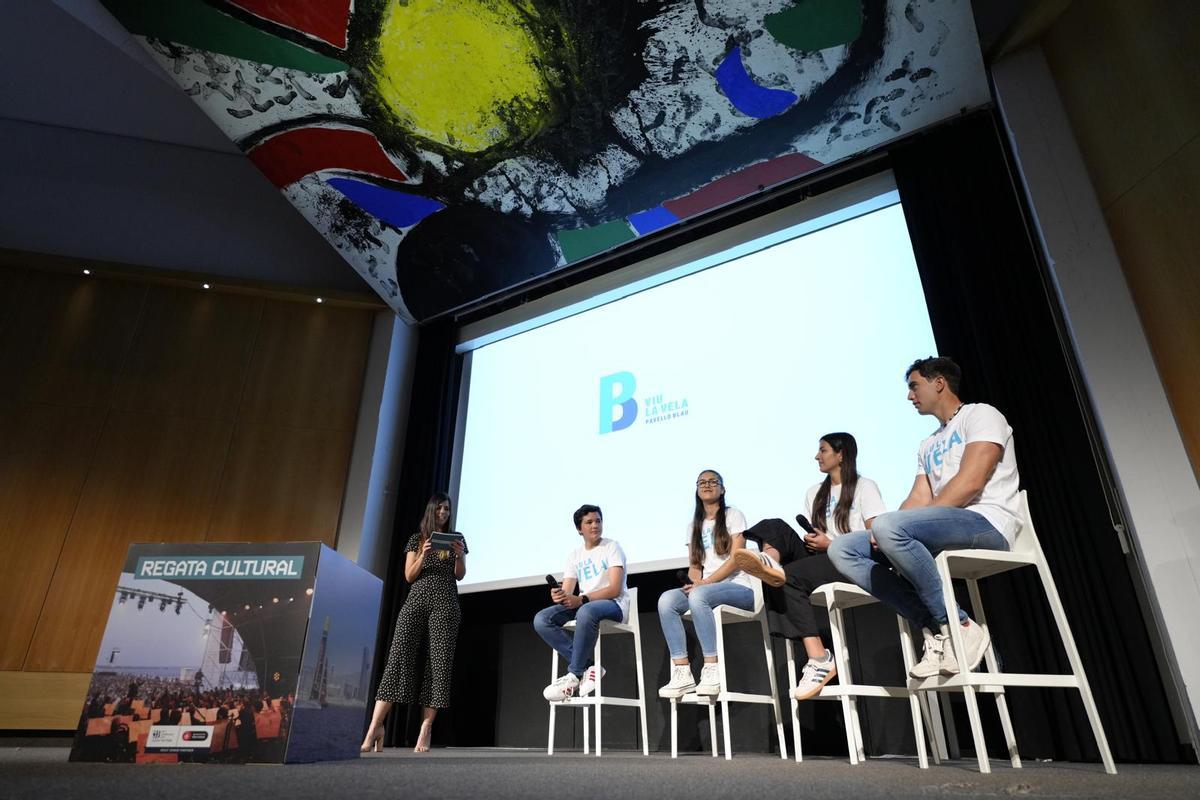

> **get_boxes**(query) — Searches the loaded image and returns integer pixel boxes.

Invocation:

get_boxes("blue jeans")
[533,600,623,677]
[827,506,1009,631]
[658,582,755,659]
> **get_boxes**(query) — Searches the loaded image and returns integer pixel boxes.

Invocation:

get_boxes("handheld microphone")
[795,513,815,534]
[545,574,561,589]
[676,569,693,586]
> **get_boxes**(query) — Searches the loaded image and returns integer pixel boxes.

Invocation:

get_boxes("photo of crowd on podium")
[73,672,293,763]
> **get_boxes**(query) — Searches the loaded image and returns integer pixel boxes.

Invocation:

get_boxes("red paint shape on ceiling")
[249,127,408,189]
[227,0,352,50]
[663,153,823,219]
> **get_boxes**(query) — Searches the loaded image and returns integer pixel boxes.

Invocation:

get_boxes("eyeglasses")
[696,479,722,488]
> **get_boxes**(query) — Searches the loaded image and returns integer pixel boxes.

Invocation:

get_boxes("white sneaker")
[695,663,722,696]
[909,629,948,678]
[578,666,607,697]
[944,618,990,674]
[543,672,580,701]
[658,665,696,698]
[792,651,837,700]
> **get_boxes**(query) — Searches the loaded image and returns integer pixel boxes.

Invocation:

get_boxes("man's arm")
[931,441,1002,508]
[900,474,934,509]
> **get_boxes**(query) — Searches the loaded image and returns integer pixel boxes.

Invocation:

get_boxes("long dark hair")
[417,492,453,558]
[689,469,730,568]
[811,433,860,535]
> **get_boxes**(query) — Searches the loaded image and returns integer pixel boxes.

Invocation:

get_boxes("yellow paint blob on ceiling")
[372,0,556,152]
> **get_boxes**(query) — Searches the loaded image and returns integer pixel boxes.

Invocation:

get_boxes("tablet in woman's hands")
[430,532,466,552]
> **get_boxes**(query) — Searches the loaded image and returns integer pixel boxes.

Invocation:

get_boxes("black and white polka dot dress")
[376,533,463,709]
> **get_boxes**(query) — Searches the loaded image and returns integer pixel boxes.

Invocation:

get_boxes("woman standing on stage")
[736,432,886,700]
[657,469,756,698]
[360,492,466,753]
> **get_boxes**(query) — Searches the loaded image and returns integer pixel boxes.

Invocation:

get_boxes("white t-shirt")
[685,507,754,589]
[563,538,630,622]
[804,477,887,536]
[916,403,1021,544]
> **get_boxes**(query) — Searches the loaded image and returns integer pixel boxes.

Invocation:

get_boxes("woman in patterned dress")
[360,492,466,753]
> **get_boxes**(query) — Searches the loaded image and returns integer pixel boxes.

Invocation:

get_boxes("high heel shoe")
[360,725,384,753]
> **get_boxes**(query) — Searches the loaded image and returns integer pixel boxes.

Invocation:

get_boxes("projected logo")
[599,371,688,434]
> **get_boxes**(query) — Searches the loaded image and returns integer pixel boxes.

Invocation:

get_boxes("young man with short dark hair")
[827,357,1021,677]
[534,504,630,700]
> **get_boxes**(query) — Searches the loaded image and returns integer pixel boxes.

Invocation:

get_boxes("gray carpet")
[1,746,1195,799]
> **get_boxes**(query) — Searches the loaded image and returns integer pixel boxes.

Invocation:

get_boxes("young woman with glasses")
[656,469,757,698]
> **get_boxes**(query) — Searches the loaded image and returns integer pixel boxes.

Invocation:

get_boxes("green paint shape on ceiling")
[103,0,347,73]
[556,220,636,264]
[764,0,863,52]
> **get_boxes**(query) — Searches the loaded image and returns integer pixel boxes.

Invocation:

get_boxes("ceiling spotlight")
[82,269,91,275]
[272,597,279,604]
[305,588,314,596]
[202,283,211,290]
[315,297,324,304]
[244,604,251,610]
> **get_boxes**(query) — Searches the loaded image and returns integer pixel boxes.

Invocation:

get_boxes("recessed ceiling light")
[315,297,324,304]
[82,269,91,275]
[202,283,211,290]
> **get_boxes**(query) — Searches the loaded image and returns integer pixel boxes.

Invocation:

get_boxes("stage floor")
[1,744,1195,799]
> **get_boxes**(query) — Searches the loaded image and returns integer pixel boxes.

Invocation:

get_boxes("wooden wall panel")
[1105,137,1200,471]
[0,266,27,358]
[1043,1,1200,476]
[0,405,106,669]
[24,412,233,672]
[1043,0,1200,206]
[239,302,372,430]
[0,671,91,730]
[111,287,262,420]
[207,423,354,545]
[0,271,145,409]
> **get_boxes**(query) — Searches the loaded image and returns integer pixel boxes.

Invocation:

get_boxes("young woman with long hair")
[656,469,756,698]
[360,492,466,753]
[736,433,886,700]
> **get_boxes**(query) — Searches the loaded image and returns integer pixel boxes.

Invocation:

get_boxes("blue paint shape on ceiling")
[327,177,445,229]
[628,205,680,236]
[715,46,798,119]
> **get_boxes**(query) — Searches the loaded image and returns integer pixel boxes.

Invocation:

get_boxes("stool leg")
[583,706,590,755]
[761,616,787,760]
[671,698,678,759]
[633,626,649,756]
[548,650,558,755]
[786,639,803,763]
[837,605,866,763]
[897,615,930,769]
[594,635,603,757]
[715,615,732,760]
[1035,557,1117,774]
[827,600,860,765]
[967,578,1020,769]
[708,702,718,758]
[939,558,990,773]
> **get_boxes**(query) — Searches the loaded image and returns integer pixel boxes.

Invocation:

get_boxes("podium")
[69,542,383,764]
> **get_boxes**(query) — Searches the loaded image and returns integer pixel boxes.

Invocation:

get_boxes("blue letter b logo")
[599,372,637,434]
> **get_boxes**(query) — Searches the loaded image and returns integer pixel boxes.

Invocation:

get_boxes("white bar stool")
[669,581,789,760]
[546,587,649,756]
[784,581,936,767]
[912,490,1117,774]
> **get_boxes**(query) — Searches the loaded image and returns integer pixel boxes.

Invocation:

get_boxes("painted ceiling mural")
[103,0,988,321]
